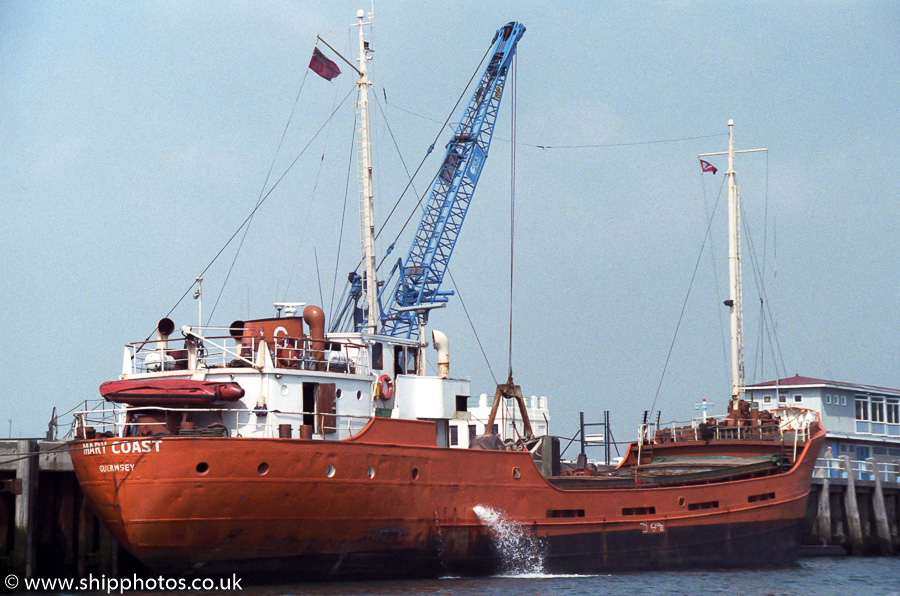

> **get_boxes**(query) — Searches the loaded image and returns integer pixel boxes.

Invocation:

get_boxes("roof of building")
[744,374,900,396]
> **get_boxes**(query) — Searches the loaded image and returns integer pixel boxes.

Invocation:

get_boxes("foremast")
[355,9,378,333]
[700,120,766,406]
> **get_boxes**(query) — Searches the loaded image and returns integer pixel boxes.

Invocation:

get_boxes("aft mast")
[355,8,378,334]
[700,120,766,407]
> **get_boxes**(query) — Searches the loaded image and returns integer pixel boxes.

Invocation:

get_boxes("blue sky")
[2,1,898,445]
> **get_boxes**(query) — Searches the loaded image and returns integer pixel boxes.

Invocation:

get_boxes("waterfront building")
[745,375,900,467]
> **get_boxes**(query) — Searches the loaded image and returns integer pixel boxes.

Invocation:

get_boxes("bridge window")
[371,343,383,370]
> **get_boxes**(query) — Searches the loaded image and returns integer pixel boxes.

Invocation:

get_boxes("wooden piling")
[816,476,832,544]
[841,455,865,554]
[870,458,894,555]
[13,440,37,577]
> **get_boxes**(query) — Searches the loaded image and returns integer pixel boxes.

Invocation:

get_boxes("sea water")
[205,558,898,596]
[39,557,898,595]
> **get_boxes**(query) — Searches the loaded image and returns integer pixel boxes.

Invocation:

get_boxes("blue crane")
[331,22,525,336]
[378,21,526,338]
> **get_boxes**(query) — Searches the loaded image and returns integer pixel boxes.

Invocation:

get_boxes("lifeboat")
[99,379,245,406]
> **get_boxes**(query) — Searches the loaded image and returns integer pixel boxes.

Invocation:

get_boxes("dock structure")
[805,455,900,555]
[0,440,120,578]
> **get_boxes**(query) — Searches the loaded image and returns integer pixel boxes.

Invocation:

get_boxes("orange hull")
[71,417,825,579]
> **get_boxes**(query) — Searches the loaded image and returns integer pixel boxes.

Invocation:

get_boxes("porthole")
[336,388,343,399]
[326,464,336,478]
[356,390,362,400]
[196,462,209,475]
[257,462,269,476]
[411,467,419,481]
[367,466,375,479]
[678,496,686,508]
[512,467,521,479]
[280,384,289,396]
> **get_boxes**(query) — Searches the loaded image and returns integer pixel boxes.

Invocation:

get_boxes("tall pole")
[726,119,743,404]
[356,9,378,333]
[699,120,766,409]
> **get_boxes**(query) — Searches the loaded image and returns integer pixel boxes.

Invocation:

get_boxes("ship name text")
[81,439,163,456]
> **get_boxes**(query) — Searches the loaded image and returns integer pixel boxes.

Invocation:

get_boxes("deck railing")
[637,408,815,447]
[73,404,375,440]
[813,456,900,483]
[128,326,369,375]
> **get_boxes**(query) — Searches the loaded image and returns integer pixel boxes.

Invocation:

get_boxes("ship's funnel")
[156,318,175,351]
[303,305,326,371]
[432,329,449,379]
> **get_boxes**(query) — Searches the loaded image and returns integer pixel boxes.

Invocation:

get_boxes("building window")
[887,399,899,424]
[855,397,868,421]
[469,424,477,443]
[763,395,772,404]
[826,395,832,404]
[794,395,802,403]
[778,394,787,403]
[449,425,459,446]
[841,396,847,406]
[871,397,885,423]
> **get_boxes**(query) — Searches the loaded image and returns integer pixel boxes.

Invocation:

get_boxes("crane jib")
[368,22,526,338]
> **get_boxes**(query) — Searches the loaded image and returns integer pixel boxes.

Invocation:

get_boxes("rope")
[328,108,358,323]
[149,86,356,348]
[648,174,727,417]
[531,132,726,150]
[447,268,497,384]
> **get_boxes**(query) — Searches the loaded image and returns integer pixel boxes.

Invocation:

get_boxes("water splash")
[473,505,544,575]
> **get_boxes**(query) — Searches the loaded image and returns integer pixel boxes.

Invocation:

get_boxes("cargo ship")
[69,12,824,580]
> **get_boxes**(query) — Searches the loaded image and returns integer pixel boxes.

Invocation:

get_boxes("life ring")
[374,374,393,400]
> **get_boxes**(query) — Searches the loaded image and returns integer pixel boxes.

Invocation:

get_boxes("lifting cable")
[507,54,517,380]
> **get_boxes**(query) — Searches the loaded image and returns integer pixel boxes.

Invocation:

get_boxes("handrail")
[813,456,900,482]
[73,404,376,440]
[127,327,372,375]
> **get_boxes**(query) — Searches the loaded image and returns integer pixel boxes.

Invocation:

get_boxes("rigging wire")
[699,166,731,387]
[740,194,788,381]
[530,133,726,150]
[379,97,726,151]
[208,69,311,324]
[447,267,498,384]
[374,42,493,264]
[328,109,359,323]
[328,42,493,328]
[154,85,356,341]
[283,74,345,302]
[648,174,727,417]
